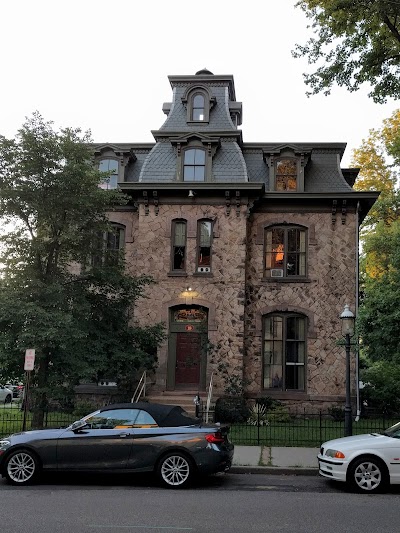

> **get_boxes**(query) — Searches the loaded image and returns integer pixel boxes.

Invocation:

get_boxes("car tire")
[157,452,194,489]
[347,455,388,493]
[4,449,40,486]
[4,394,12,404]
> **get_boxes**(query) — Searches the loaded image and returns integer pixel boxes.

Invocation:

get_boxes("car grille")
[320,446,324,455]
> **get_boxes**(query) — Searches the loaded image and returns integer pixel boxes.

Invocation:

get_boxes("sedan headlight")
[325,449,345,459]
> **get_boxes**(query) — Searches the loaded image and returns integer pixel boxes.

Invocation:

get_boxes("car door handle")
[119,433,131,438]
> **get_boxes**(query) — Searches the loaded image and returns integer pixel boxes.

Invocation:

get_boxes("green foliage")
[266,405,291,423]
[255,396,284,410]
[214,397,250,424]
[328,405,345,421]
[293,1,400,102]
[361,361,400,414]
[0,113,165,424]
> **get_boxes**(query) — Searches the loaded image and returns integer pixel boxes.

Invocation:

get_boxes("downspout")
[355,201,361,422]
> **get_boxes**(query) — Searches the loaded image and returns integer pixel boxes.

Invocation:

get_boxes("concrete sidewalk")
[231,446,319,475]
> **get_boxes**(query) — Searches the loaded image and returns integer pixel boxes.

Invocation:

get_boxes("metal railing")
[205,372,214,423]
[131,371,147,403]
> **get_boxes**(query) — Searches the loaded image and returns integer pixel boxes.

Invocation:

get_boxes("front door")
[175,332,201,385]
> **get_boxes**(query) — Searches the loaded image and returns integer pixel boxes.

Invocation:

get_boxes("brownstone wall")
[244,210,357,407]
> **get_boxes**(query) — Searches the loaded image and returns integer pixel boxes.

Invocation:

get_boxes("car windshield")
[382,421,400,438]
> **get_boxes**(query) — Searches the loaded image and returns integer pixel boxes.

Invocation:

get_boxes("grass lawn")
[0,407,75,438]
[229,416,399,447]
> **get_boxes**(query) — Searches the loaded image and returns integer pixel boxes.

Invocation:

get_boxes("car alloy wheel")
[349,456,387,493]
[158,453,193,488]
[5,450,39,485]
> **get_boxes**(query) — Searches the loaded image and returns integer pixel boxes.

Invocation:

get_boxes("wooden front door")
[175,333,201,385]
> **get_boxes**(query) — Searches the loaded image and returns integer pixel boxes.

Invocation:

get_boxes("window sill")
[260,390,308,400]
[186,120,209,125]
[261,277,311,283]
[168,271,188,277]
[193,272,213,278]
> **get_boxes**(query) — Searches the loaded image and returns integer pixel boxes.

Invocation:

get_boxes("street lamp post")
[340,304,355,437]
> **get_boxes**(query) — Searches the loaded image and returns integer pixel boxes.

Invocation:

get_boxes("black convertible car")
[0,402,234,488]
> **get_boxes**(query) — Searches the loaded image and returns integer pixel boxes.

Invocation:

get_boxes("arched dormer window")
[182,86,215,124]
[99,158,119,189]
[191,93,205,121]
[183,148,206,181]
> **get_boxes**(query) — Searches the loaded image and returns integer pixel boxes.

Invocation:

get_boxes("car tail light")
[205,432,225,444]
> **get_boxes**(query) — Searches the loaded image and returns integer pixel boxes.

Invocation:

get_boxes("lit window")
[99,159,119,189]
[263,314,306,390]
[192,94,205,121]
[172,220,187,271]
[183,149,205,181]
[276,159,297,191]
[265,226,306,278]
[197,220,212,271]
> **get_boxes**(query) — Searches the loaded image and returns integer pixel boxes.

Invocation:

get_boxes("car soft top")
[99,402,200,427]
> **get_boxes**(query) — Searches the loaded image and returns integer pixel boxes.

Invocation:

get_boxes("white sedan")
[0,386,13,404]
[318,422,400,493]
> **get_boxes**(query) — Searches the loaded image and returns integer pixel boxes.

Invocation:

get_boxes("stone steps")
[145,390,207,416]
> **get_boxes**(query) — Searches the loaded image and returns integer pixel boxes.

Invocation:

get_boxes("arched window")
[183,149,206,181]
[265,225,307,278]
[197,220,212,273]
[191,94,205,121]
[171,220,187,271]
[99,159,119,189]
[263,313,306,391]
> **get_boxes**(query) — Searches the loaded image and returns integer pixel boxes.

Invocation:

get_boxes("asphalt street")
[1,473,399,533]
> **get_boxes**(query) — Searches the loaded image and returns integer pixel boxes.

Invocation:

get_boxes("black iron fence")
[1,403,398,447]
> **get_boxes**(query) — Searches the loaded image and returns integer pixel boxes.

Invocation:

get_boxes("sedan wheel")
[158,453,193,488]
[5,450,39,485]
[4,394,12,404]
[348,457,388,493]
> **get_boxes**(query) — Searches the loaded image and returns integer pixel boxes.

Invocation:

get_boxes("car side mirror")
[70,419,88,432]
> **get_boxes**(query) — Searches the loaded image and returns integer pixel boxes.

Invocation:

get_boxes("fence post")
[257,405,260,446]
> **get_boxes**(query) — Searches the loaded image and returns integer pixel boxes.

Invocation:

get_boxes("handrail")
[205,372,213,423]
[131,370,146,403]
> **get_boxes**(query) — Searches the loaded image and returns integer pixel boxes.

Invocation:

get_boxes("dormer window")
[192,94,205,121]
[276,159,297,191]
[183,149,206,181]
[99,159,119,189]
[182,86,215,124]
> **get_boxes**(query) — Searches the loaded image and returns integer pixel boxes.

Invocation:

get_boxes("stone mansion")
[93,69,378,409]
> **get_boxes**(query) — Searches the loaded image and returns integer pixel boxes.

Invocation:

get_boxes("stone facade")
[94,69,378,409]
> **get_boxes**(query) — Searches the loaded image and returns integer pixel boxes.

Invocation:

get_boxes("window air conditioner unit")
[270,269,284,278]
[197,266,211,273]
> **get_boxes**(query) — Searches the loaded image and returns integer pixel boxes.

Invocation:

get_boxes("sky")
[1,0,399,167]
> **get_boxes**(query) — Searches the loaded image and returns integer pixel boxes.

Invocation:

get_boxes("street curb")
[230,466,319,476]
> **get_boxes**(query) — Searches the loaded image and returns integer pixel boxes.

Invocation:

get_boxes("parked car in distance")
[318,421,400,493]
[0,386,13,405]
[0,402,234,488]
[4,383,23,399]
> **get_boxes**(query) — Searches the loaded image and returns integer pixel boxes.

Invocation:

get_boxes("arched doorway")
[167,305,208,390]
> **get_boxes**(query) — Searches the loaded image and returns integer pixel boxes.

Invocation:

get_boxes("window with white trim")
[263,313,306,391]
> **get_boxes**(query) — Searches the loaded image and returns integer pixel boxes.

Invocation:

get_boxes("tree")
[0,113,165,426]
[293,0,400,103]
[352,109,400,227]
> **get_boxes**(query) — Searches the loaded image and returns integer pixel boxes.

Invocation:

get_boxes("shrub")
[247,404,269,426]
[328,406,345,422]
[267,405,291,423]
[214,397,250,423]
